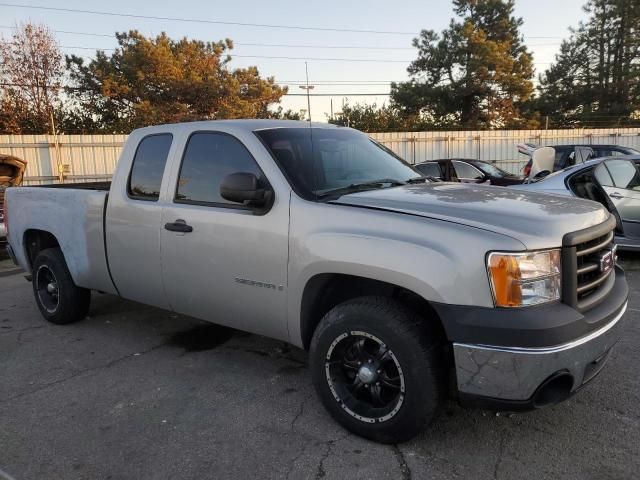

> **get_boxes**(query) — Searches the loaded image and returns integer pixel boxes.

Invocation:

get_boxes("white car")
[514,155,640,250]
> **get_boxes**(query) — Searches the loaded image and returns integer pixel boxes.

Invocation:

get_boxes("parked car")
[514,155,640,251]
[0,155,27,241]
[4,120,628,443]
[415,159,525,186]
[521,144,640,177]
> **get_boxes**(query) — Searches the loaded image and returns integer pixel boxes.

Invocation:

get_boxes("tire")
[310,296,445,444]
[31,248,91,325]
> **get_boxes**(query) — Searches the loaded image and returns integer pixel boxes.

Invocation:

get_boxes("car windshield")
[620,147,640,155]
[255,128,423,199]
[470,161,514,178]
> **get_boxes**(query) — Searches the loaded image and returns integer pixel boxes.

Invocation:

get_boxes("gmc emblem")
[599,249,615,273]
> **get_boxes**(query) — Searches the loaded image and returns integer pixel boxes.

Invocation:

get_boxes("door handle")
[609,192,623,199]
[164,219,193,233]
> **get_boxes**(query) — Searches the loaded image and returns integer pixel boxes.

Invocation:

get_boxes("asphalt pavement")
[0,257,639,480]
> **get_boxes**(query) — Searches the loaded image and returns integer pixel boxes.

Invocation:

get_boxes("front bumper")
[454,300,626,404]
[434,267,628,406]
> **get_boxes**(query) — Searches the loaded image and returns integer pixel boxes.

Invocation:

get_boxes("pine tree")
[536,0,640,126]
[391,0,535,129]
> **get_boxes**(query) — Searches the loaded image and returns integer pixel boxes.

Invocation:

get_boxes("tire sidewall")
[310,299,443,443]
[31,248,89,324]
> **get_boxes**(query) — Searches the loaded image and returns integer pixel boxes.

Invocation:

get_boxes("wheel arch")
[23,229,62,272]
[299,273,446,350]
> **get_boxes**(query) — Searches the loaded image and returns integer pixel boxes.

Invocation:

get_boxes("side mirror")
[220,172,272,210]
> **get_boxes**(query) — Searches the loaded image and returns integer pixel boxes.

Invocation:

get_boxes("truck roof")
[132,119,341,136]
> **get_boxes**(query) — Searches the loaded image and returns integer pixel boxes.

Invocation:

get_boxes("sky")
[0,0,589,121]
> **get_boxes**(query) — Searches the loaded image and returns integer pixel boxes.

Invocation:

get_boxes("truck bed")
[36,181,112,191]
[5,185,117,295]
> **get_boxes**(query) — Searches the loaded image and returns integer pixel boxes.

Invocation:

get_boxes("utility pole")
[299,62,314,122]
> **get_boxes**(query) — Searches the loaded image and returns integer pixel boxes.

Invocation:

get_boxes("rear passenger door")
[105,133,174,309]
[595,159,640,239]
[452,160,485,183]
[160,131,290,340]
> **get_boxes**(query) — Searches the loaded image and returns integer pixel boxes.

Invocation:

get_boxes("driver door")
[594,159,640,239]
[160,131,290,340]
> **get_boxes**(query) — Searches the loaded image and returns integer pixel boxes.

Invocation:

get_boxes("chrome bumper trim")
[453,301,627,401]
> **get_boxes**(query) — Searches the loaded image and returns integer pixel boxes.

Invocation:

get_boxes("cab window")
[128,134,173,201]
[176,132,266,207]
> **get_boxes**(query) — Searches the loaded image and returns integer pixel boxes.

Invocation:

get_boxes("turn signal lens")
[487,250,561,307]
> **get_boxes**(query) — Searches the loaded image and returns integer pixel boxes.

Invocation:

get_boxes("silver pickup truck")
[4,120,629,443]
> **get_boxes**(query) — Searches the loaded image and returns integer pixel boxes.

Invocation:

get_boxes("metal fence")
[0,134,126,185]
[1,128,639,184]
[370,128,640,174]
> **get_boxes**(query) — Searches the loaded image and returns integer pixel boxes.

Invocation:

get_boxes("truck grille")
[562,215,617,312]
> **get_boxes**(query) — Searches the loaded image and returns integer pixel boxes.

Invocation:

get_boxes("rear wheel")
[32,248,91,325]
[309,296,445,443]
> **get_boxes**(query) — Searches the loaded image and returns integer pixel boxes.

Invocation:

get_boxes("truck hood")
[331,182,609,249]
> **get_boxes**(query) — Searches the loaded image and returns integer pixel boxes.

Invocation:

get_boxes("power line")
[0,4,573,40]
[0,24,113,37]
[285,93,391,96]
[2,43,414,62]
[0,25,416,50]
[236,42,414,50]
[0,3,416,35]
[0,81,391,96]
[280,82,396,86]
[230,54,412,63]
[8,42,556,64]
[0,24,566,48]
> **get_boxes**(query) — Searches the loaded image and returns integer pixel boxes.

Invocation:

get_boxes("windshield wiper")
[317,178,406,199]
[406,176,432,183]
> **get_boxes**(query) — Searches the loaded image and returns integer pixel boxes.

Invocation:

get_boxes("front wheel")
[309,296,445,443]
[32,248,91,325]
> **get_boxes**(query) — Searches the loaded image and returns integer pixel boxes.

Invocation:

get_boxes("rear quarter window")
[128,134,173,201]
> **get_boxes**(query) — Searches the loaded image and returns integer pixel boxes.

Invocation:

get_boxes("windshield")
[470,161,514,178]
[619,147,640,155]
[255,128,422,199]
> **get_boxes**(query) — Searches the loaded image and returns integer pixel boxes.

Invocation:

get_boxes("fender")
[285,195,528,347]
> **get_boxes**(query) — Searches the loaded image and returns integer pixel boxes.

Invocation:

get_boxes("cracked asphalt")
[0,257,639,480]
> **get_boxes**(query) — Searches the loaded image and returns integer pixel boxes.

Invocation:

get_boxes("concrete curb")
[0,267,23,278]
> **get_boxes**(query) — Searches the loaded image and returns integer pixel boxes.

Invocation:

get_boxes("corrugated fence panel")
[0,134,126,185]
[370,128,640,175]
[1,129,639,182]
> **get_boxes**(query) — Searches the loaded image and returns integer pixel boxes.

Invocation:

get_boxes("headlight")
[487,249,561,307]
